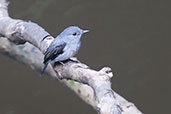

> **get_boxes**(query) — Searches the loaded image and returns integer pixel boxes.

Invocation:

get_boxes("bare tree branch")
[0,0,142,114]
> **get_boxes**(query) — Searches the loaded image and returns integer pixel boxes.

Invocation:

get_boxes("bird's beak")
[83,30,90,34]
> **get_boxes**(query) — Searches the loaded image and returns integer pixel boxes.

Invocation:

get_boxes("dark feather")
[43,43,66,63]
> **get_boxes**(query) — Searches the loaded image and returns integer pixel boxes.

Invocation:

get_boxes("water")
[0,0,170,113]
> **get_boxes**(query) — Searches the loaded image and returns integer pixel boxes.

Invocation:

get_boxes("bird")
[40,26,89,75]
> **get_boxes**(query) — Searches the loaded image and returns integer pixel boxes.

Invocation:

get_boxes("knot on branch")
[99,67,113,78]
[10,31,26,44]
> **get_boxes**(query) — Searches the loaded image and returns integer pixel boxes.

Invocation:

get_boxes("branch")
[0,0,142,114]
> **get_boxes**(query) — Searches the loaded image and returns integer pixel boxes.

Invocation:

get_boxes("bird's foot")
[69,57,80,63]
[56,58,79,67]
[59,61,65,65]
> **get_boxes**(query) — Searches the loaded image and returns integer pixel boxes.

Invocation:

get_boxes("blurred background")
[0,0,170,114]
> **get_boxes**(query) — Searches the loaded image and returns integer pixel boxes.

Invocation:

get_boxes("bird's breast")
[68,42,81,55]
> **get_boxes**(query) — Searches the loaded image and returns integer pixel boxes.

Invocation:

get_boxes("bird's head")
[59,26,89,41]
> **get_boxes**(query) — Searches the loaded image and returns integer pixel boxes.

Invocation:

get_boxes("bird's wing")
[43,41,66,63]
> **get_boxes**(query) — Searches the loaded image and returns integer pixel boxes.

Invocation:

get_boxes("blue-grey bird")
[40,26,89,75]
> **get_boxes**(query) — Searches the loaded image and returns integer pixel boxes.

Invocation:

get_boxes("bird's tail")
[40,60,50,76]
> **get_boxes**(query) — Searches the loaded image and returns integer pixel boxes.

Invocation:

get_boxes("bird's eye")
[73,32,77,36]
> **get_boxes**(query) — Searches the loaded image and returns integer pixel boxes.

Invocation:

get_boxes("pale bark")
[0,0,142,114]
